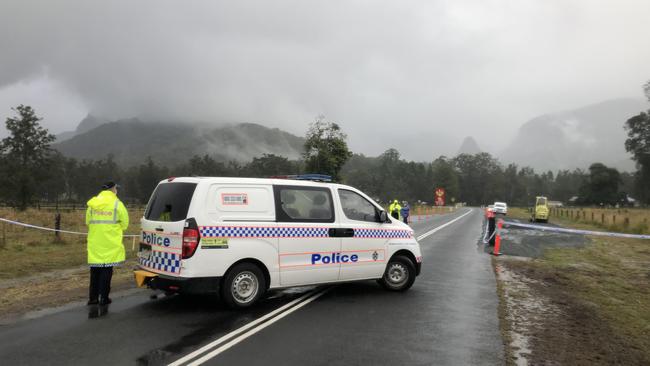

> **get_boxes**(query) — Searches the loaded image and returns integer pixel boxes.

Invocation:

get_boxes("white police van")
[134,175,422,308]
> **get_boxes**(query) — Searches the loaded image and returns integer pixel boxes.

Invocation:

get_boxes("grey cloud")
[1,0,649,160]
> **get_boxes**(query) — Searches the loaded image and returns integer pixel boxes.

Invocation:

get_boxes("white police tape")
[0,217,139,238]
[503,221,650,240]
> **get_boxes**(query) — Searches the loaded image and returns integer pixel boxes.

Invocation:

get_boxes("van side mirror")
[378,210,388,223]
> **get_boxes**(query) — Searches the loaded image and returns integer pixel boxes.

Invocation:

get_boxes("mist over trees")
[0,105,646,208]
[624,81,650,204]
[303,117,352,181]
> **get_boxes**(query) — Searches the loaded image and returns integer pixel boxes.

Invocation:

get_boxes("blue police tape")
[503,221,650,240]
[0,217,138,237]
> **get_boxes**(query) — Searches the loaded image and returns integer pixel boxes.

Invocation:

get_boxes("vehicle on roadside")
[134,175,422,308]
[493,202,508,215]
[532,196,549,223]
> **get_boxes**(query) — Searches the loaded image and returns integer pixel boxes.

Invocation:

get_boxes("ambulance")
[134,175,422,308]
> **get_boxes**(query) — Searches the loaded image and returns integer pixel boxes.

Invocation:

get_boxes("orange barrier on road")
[492,218,502,256]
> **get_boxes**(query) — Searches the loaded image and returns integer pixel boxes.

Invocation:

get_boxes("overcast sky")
[1,0,649,160]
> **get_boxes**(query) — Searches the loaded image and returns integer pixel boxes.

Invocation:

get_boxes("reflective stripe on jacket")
[86,190,129,266]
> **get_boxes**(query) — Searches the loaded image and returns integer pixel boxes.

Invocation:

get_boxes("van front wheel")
[221,263,266,309]
[379,255,416,291]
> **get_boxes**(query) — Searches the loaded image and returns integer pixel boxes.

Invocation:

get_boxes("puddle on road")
[495,263,561,366]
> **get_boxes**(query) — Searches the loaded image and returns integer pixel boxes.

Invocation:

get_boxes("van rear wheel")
[221,263,266,309]
[379,255,416,292]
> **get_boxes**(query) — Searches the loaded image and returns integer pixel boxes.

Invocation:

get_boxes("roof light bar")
[270,174,332,182]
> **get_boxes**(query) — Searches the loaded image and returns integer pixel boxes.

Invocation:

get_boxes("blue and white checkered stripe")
[354,229,413,239]
[200,226,412,239]
[139,251,181,274]
[200,226,329,238]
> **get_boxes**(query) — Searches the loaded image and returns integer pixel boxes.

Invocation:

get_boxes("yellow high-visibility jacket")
[86,190,129,266]
[389,201,402,218]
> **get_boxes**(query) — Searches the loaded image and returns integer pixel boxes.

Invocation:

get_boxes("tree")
[245,154,296,177]
[431,156,459,203]
[182,155,229,176]
[69,155,123,201]
[452,153,503,205]
[303,116,352,181]
[0,105,55,209]
[624,109,650,203]
[553,169,586,203]
[127,156,168,203]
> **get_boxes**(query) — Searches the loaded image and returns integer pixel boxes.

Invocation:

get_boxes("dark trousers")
[403,216,409,224]
[89,267,114,302]
[488,217,496,246]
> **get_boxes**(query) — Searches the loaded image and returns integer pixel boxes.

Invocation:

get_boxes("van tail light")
[182,218,200,259]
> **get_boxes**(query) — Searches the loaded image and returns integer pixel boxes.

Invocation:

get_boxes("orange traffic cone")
[492,219,503,256]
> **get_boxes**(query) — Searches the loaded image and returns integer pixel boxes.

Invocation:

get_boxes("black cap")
[101,181,118,190]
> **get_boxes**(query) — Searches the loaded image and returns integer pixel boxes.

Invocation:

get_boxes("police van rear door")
[139,180,198,276]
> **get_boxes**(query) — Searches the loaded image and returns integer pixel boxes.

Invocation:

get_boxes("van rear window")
[145,183,197,222]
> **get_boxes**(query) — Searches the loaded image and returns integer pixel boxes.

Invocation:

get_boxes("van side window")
[338,189,379,222]
[273,186,335,223]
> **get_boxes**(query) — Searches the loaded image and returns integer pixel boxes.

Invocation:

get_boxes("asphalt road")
[0,208,503,366]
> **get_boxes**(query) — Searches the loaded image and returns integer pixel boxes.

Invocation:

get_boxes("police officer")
[388,199,401,220]
[400,201,410,224]
[86,181,129,306]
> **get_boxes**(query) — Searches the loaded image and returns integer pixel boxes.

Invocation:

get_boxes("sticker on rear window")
[221,193,248,205]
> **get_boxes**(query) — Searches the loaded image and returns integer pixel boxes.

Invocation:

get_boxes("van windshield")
[145,183,197,222]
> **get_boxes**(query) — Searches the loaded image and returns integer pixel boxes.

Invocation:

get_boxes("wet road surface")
[0,208,503,365]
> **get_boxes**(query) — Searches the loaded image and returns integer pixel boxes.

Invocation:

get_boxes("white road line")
[416,209,474,241]
[186,288,331,366]
[168,288,325,366]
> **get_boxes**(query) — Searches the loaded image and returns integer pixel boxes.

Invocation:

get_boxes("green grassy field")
[513,206,650,234]
[0,207,144,279]
[503,207,650,363]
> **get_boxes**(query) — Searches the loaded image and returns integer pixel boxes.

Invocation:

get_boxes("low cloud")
[1,0,649,159]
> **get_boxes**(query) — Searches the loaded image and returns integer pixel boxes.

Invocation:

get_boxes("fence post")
[1,220,5,248]
[613,215,616,225]
[591,212,594,221]
[624,217,629,228]
[601,213,605,224]
[54,213,61,240]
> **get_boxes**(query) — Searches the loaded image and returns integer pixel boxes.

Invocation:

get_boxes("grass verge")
[0,207,143,279]
[496,207,650,364]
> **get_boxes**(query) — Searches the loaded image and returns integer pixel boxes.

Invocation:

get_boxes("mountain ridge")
[53,118,305,166]
[499,98,647,172]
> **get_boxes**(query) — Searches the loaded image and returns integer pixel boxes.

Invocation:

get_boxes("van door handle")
[328,228,355,237]
[155,227,164,232]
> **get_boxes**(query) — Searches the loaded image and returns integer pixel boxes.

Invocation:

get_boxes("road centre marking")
[416,209,473,242]
[168,287,329,366]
